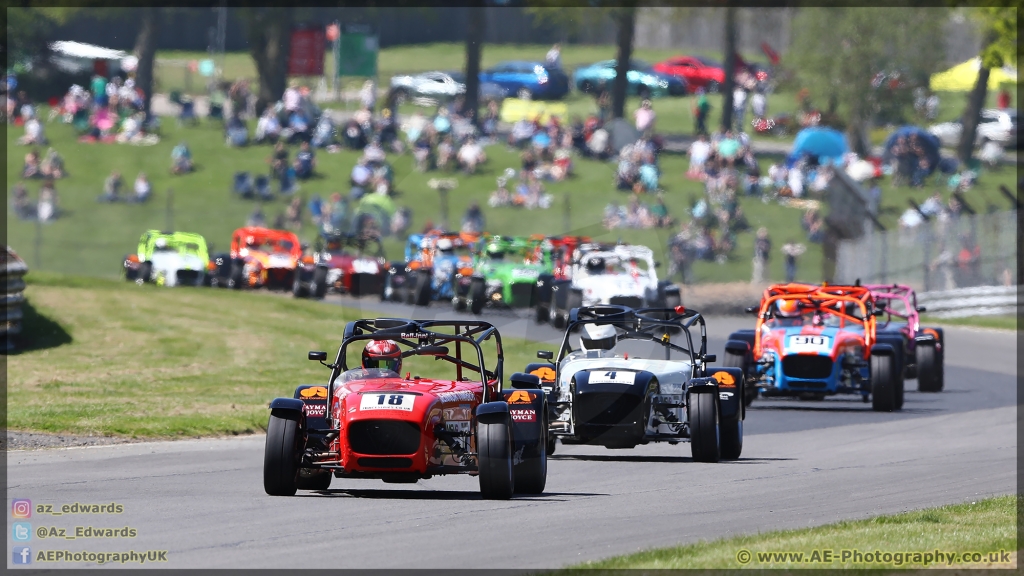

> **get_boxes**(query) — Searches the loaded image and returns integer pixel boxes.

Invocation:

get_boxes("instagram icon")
[12,499,32,518]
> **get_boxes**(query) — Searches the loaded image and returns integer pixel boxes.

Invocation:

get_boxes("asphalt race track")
[7,295,1017,569]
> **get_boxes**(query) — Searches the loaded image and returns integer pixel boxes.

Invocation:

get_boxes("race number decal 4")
[589,371,636,385]
[360,393,416,412]
[787,335,831,353]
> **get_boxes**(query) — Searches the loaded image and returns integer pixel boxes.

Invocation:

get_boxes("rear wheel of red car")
[916,341,942,392]
[264,412,301,496]
[296,469,332,491]
[292,275,308,298]
[228,262,244,290]
[689,391,720,463]
[311,267,328,299]
[870,352,896,412]
[478,419,514,500]
[514,411,547,494]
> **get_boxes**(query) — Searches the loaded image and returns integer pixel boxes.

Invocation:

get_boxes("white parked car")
[538,243,681,328]
[389,71,508,106]
[929,108,1017,149]
[521,306,744,460]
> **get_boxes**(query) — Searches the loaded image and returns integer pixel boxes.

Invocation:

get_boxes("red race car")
[263,318,548,499]
[652,54,768,93]
[211,226,302,290]
[293,232,388,299]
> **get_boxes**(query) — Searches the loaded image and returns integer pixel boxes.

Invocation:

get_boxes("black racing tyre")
[689,391,720,463]
[721,350,753,408]
[469,278,486,315]
[513,414,547,494]
[412,271,432,307]
[871,352,896,412]
[719,416,743,460]
[876,335,906,410]
[916,341,942,392]
[546,434,557,456]
[137,261,152,284]
[263,413,301,496]
[295,470,332,491]
[312,267,328,299]
[477,419,515,500]
[292,275,308,298]
[535,304,550,324]
[228,262,244,290]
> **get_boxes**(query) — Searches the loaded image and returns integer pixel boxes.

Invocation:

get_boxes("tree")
[957,4,1018,164]
[133,8,160,118]
[610,6,635,119]
[463,3,486,124]
[790,7,948,156]
[720,2,737,132]
[240,7,293,114]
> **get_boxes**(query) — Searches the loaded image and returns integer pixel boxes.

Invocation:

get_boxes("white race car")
[540,243,681,328]
[523,305,745,461]
[123,230,210,287]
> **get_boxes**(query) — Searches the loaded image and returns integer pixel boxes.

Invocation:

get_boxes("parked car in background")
[389,71,508,106]
[479,61,570,101]
[653,54,770,93]
[573,59,687,97]
[929,108,1018,149]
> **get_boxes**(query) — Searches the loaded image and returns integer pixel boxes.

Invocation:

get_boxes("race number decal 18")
[589,371,636,385]
[360,393,416,412]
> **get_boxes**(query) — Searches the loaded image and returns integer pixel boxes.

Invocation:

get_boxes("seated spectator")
[286,108,310,143]
[294,141,316,180]
[254,175,273,200]
[343,119,367,150]
[171,142,194,174]
[233,172,255,199]
[351,161,372,189]
[457,137,486,174]
[551,149,573,181]
[919,192,944,218]
[268,142,288,180]
[412,132,434,172]
[115,112,144,143]
[132,172,152,203]
[481,100,500,140]
[18,112,46,145]
[488,170,516,207]
[638,162,659,192]
[651,194,673,228]
[39,148,67,179]
[178,95,198,126]
[686,133,711,179]
[310,114,335,148]
[615,146,639,191]
[225,115,249,147]
[586,127,610,159]
[509,117,535,148]
[10,182,35,220]
[38,180,58,222]
[362,140,386,167]
[22,149,41,178]
[98,171,124,202]
[255,108,281,144]
[436,136,455,171]
[433,108,452,136]
[461,202,486,234]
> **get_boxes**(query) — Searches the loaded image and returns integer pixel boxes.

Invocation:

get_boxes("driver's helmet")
[154,237,168,250]
[436,238,454,254]
[361,340,402,373]
[776,299,801,317]
[485,241,505,260]
[585,256,605,274]
[326,237,342,252]
[579,323,616,352]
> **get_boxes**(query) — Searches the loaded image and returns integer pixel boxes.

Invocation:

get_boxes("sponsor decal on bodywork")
[510,409,537,422]
[530,366,556,382]
[300,386,329,399]
[304,403,327,417]
[444,420,471,433]
[712,371,736,388]
[437,390,477,403]
[507,390,536,404]
[359,393,415,412]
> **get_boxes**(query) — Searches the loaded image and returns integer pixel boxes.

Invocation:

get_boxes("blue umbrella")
[883,126,941,174]
[788,127,849,166]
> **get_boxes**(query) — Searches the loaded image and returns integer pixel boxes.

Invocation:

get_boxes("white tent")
[47,41,129,74]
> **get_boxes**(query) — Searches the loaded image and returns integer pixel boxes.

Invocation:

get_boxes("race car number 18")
[360,393,415,412]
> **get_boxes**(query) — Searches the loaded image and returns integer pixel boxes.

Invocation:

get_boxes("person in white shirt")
[733,87,747,131]
[751,90,766,119]
[457,137,486,174]
[133,172,152,202]
[545,43,562,70]
[634,99,656,136]
[687,133,711,177]
[283,85,300,112]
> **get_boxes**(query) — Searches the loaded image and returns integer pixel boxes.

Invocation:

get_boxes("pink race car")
[866,284,944,392]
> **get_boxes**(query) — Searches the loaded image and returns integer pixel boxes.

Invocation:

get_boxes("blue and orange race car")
[723,283,905,412]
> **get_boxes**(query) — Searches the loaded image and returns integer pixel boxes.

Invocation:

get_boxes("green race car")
[123,230,212,287]
[460,235,552,315]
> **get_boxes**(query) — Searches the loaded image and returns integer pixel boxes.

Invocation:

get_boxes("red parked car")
[653,54,768,93]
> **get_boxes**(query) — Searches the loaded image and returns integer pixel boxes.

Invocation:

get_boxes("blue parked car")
[573,59,688,98]
[479,61,571,101]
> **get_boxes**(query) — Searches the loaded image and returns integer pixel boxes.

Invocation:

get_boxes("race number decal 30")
[787,335,831,353]
[589,371,636,385]
[360,393,416,412]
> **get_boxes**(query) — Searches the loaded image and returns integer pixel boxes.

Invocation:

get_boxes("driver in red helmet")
[362,339,402,373]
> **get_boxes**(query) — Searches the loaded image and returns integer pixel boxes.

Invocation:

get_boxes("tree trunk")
[611,7,635,120]
[463,4,485,125]
[133,7,159,118]
[845,105,869,157]
[957,64,992,164]
[720,3,737,132]
[246,8,291,115]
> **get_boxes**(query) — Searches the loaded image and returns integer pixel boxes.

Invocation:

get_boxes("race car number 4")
[360,393,415,411]
[589,371,636,385]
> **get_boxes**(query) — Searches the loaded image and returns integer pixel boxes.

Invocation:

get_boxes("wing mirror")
[537,350,554,360]
[704,354,716,363]
[916,306,927,313]
[308,351,327,361]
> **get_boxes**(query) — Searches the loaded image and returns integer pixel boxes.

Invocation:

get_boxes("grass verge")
[563,494,1018,569]
[921,314,1018,331]
[6,271,540,438]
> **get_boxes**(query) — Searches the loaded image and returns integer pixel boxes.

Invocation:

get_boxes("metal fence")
[835,209,1019,293]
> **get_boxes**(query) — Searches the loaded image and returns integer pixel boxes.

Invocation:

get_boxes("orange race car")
[210,227,303,290]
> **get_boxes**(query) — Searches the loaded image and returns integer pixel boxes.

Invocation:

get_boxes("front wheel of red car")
[478,419,514,500]
[264,413,301,496]
[514,411,548,494]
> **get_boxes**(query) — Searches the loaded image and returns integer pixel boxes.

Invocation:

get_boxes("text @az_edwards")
[35,525,138,539]
[735,548,1015,566]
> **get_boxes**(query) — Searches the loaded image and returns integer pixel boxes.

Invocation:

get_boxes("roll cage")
[554,305,711,368]
[865,284,922,333]
[317,232,386,261]
[478,234,550,266]
[230,226,302,259]
[137,230,209,262]
[753,283,879,358]
[405,230,480,269]
[327,319,505,413]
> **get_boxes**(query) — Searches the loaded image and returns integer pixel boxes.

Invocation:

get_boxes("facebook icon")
[13,546,32,565]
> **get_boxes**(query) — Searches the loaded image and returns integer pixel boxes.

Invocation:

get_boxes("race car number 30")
[360,393,415,412]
